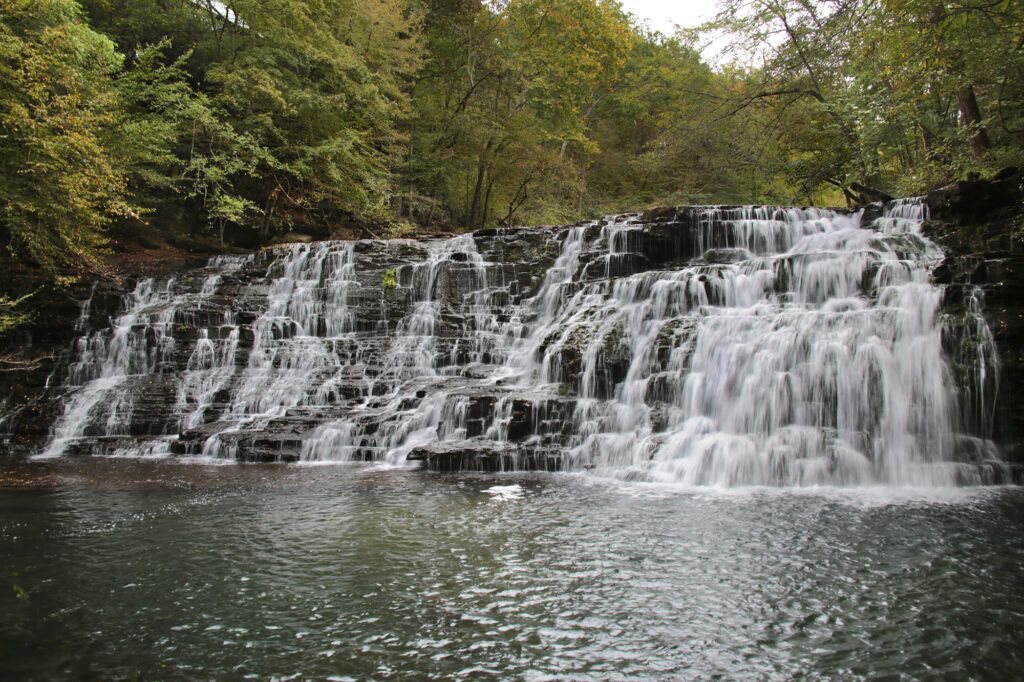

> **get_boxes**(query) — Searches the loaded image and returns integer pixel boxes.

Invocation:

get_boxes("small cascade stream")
[32,201,1010,485]
[40,279,182,458]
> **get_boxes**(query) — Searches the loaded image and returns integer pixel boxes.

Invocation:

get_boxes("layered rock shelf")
[2,193,1022,486]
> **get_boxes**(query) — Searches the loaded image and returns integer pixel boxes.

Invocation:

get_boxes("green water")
[2,459,1023,680]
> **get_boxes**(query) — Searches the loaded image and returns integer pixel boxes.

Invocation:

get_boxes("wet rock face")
[407,441,563,473]
[0,278,127,451]
[3,200,1018,486]
[5,226,570,462]
[925,168,1024,460]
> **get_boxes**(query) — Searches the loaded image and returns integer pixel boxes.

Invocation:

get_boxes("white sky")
[618,0,720,34]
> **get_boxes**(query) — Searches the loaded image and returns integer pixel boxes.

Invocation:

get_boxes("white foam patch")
[552,470,1006,507]
[485,484,524,501]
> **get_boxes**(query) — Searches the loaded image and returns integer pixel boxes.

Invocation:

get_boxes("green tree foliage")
[0,294,31,334]
[0,0,130,278]
[83,0,422,240]
[404,0,641,228]
[203,0,422,232]
[1,0,1023,308]
[706,0,1024,201]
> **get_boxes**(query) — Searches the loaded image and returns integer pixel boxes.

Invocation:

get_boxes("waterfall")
[35,201,1010,485]
[39,278,181,458]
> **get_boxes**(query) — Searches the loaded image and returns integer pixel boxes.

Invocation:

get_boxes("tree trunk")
[576,170,586,217]
[504,176,530,226]
[260,193,277,240]
[957,85,992,156]
[468,140,494,228]
[468,158,487,228]
[850,182,895,204]
[481,176,496,229]
[920,120,937,155]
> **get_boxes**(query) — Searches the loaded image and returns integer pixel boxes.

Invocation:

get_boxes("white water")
[39,279,180,458]
[37,202,1007,486]
[538,205,999,485]
[39,257,247,458]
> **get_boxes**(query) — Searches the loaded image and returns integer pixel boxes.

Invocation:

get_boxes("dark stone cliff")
[0,226,566,458]
[924,168,1024,459]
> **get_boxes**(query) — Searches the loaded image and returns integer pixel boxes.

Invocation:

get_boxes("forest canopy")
[0,0,1022,280]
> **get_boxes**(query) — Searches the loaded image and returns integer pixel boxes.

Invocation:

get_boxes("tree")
[0,0,131,278]
[705,0,1024,200]
[81,0,423,239]
[204,0,423,234]
[406,0,642,228]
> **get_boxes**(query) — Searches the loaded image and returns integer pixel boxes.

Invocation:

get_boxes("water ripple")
[1,460,1023,679]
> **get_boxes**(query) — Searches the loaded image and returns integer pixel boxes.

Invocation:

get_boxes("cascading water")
[39,278,181,458]
[33,201,1009,485]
